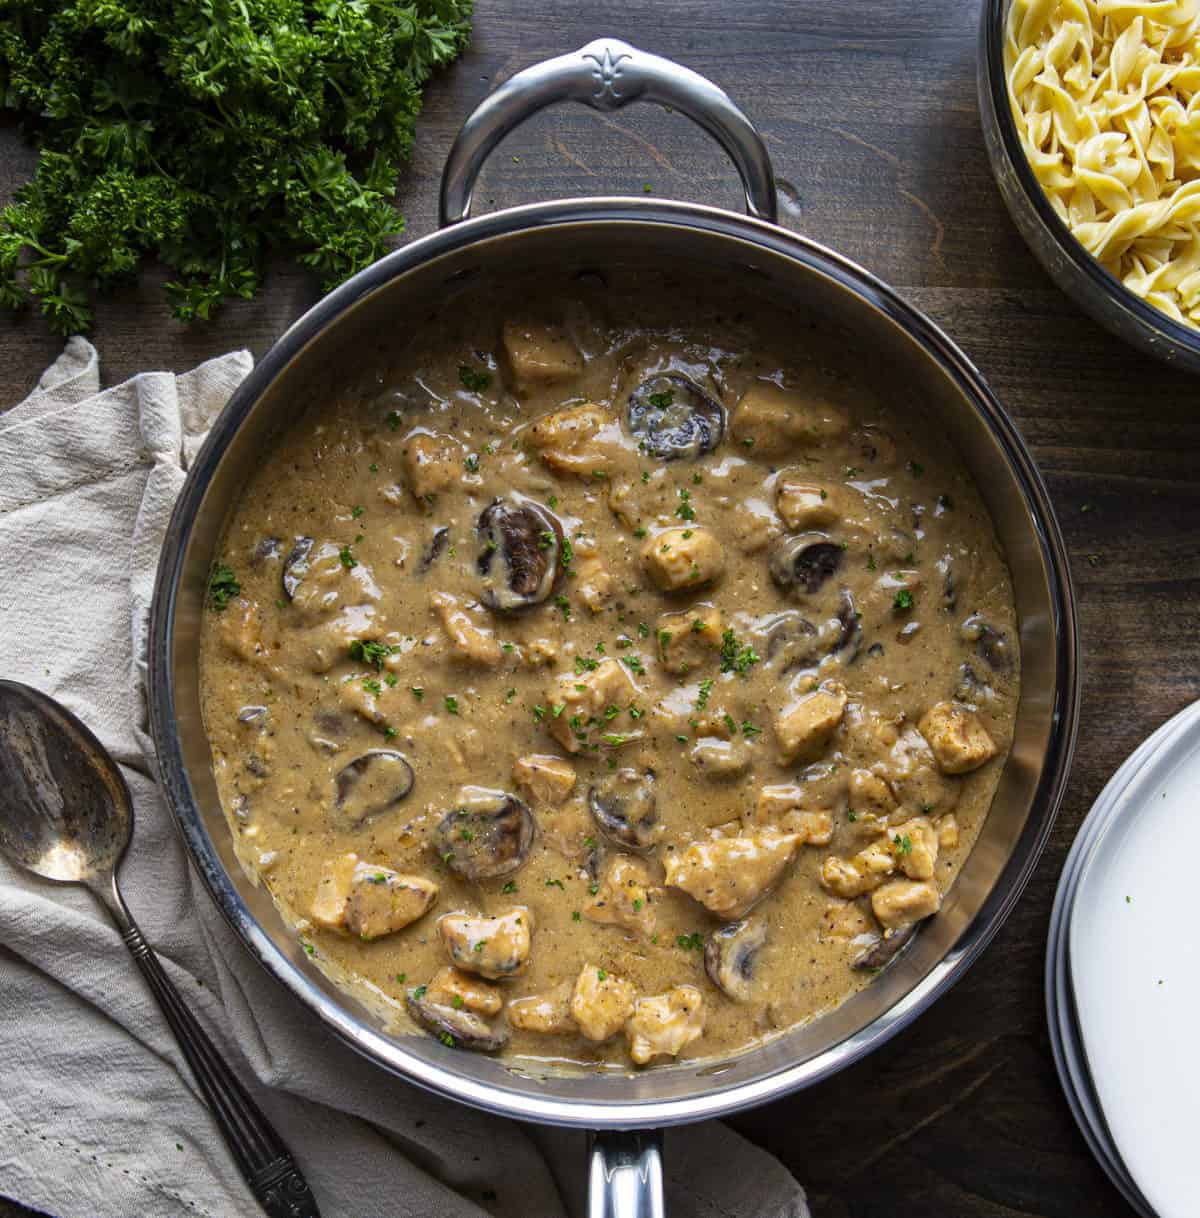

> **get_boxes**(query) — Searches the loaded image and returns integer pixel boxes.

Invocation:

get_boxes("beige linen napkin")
[0,338,810,1218]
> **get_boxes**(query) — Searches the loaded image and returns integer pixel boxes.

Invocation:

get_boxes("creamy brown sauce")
[199,272,1019,1069]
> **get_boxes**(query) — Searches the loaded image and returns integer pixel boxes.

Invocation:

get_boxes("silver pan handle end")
[439,38,777,225]
[588,1130,664,1218]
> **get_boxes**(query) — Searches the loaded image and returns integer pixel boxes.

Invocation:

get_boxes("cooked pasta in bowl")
[979,0,1200,370]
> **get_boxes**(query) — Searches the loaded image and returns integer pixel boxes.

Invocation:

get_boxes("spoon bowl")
[0,680,131,888]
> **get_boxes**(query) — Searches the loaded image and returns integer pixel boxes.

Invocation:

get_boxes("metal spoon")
[0,680,320,1218]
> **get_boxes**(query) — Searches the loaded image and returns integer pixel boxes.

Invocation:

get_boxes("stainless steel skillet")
[148,39,1079,1218]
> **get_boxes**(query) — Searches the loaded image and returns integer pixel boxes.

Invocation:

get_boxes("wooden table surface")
[4,2,1198,1215]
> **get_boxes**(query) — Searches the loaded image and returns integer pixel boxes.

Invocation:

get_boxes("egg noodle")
[1005,0,1200,327]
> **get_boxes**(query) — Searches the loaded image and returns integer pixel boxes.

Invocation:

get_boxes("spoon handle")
[118,917,321,1218]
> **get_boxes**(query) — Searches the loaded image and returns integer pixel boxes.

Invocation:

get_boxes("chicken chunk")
[655,603,723,675]
[749,784,833,844]
[502,319,583,386]
[872,879,942,930]
[573,539,615,612]
[220,597,266,661]
[511,753,577,807]
[570,963,637,1042]
[779,809,834,845]
[889,816,939,880]
[310,853,360,930]
[730,382,849,458]
[345,865,439,940]
[402,429,465,501]
[526,403,617,477]
[507,980,577,1034]
[545,658,637,754]
[663,829,800,919]
[626,986,706,1065]
[848,768,897,819]
[584,855,657,936]
[938,815,960,850]
[820,900,873,941]
[818,840,898,899]
[438,908,533,979]
[774,681,847,764]
[310,854,438,939]
[431,592,503,667]
[887,728,961,817]
[640,526,725,592]
[918,702,998,774]
[426,967,503,1016]
[774,474,844,531]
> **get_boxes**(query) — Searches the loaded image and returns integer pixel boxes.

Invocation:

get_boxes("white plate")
[1045,712,1182,1217]
[1046,721,1164,1214]
[1069,702,1200,1218]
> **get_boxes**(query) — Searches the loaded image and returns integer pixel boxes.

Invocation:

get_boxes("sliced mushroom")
[830,588,862,662]
[282,536,315,600]
[433,788,535,880]
[626,373,724,461]
[768,533,843,596]
[419,526,449,572]
[333,750,415,825]
[852,923,917,973]
[759,611,819,672]
[936,551,957,611]
[955,661,995,704]
[476,495,563,611]
[405,989,508,1052]
[704,919,767,1002]
[438,908,533,979]
[961,613,1012,672]
[253,537,281,565]
[589,767,661,854]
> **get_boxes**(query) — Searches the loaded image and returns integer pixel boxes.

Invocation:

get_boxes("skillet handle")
[439,38,777,225]
[587,1130,664,1218]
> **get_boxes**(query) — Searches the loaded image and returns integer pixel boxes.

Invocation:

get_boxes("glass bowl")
[977,0,1200,374]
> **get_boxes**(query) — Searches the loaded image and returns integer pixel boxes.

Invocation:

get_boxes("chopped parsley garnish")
[504,688,517,704]
[532,704,548,721]
[893,589,914,612]
[647,389,675,410]
[622,655,646,676]
[451,994,465,1009]
[723,712,737,735]
[675,488,696,521]
[907,460,924,477]
[411,686,424,699]
[361,677,382,695]
[349,639,394,670]
[572,910,582,922]
[444,695,459,715]
[382,725,399,740]
[893,833,913,856]
[560,535,575,571]
[847,810,858,822]
[597,968,608,981]
[464,454,480,474]
[351,504,364,519]
[719,628,760,675]
[637,621,650,638]
[554,594,572,621]
[301,941,315,957]
[696,678,714,710]
[458,364,492,392]
[676,932,704,952]
[385,410,402,431]
[574,655,599,674]
[412,985,428,1000]
[207,564,240,611]
[338,544,358,569]
[633,525,647,539]
[545,877,564,889]
[741,721,762,738]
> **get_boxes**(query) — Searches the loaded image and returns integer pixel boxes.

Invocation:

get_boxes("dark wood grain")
[4,2,1198,1215]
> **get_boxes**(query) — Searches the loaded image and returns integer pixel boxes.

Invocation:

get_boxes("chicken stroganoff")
[199,271,1019,1068]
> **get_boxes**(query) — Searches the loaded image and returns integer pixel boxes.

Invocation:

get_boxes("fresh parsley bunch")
[0,0,472,333]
